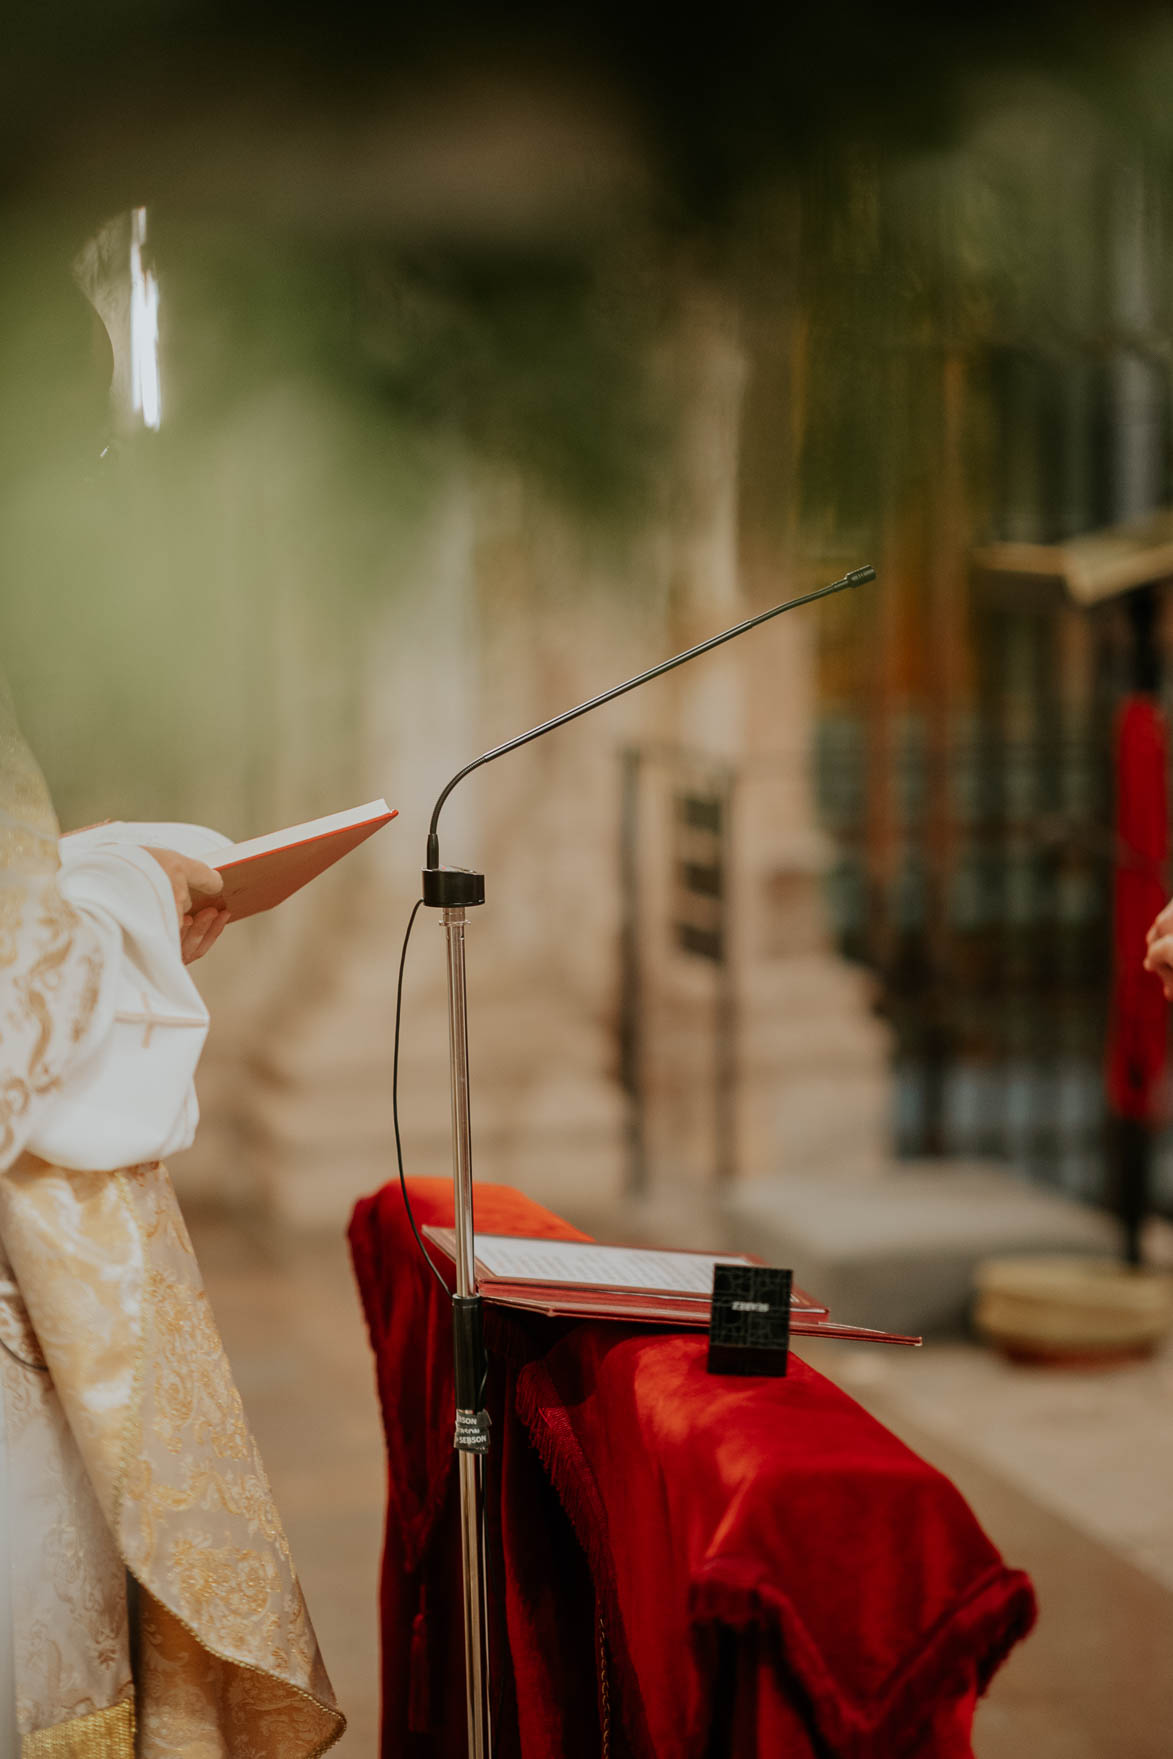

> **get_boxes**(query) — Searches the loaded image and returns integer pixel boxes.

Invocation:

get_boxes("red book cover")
[213,798,397,919]
[482,1287,920,1345]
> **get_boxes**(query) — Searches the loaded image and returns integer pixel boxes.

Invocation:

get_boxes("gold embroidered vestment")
[0,685,343,1755]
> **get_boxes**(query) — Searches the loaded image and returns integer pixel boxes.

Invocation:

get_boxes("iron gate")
[816,579,1173,1215]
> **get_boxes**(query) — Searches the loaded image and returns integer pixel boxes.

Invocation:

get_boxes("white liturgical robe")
[0,687,343,1758]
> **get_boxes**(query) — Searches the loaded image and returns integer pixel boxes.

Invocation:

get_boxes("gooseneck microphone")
[408,561,875,1759]
[423,564,875,885]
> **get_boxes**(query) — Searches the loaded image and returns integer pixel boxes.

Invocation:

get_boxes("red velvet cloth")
[1107,695,1169,1121]
[349,1179,1035,1759]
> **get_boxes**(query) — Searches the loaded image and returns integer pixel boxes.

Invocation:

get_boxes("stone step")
[721,1162,1120,1337]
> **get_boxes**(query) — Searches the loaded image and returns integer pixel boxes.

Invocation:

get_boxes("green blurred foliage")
[5,5,1173,820]
[0,209,667,822]
[154,217,667,521]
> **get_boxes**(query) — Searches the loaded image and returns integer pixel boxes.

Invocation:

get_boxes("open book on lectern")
[422,1230,818,1325]
[421,1228,922,1344]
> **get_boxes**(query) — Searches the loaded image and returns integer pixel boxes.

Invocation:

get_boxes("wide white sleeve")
[23,840,214,1171]
[61,819,233,861]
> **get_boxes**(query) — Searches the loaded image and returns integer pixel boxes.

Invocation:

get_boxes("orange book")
[212,798,397,919]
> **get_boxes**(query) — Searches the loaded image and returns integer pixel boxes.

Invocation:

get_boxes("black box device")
[706,1265,793,1377]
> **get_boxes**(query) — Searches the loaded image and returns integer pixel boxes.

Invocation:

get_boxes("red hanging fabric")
[1106,694,1169,1121]
[349,1178,1036,1759]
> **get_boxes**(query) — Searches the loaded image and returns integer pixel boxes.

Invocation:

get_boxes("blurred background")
[3,3,1173,1753]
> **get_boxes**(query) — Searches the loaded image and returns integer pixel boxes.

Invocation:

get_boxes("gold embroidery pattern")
[0,1272,45,1370]
[0,881,97,1165]
[22,1698,135,1759]
[0,692,343,1755]
[0,887,24,966]
[0,1240,133,1745]
[0,691,104,1169]
[116,1168,326,1684]
[134,1590,339,1759]
[0,1157,343,1756]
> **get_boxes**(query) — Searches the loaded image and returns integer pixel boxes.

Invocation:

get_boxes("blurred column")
[244,464,487,1224]
[639,282,747,1211]
[638,278,893,1230]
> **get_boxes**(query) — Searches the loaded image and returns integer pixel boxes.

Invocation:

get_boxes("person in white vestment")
[0,681,343,1757]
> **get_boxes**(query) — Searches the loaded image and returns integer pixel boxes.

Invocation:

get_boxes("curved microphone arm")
[424,564,875,869]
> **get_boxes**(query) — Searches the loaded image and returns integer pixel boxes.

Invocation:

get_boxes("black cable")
[393,897,449,1292]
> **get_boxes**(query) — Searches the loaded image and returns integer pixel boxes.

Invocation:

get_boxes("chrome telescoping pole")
[440,904,492,1759]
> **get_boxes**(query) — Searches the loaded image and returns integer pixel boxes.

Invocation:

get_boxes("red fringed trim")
[687,1563,1037,1759]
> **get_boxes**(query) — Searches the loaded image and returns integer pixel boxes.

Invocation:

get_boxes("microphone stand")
[420,565,875,1758]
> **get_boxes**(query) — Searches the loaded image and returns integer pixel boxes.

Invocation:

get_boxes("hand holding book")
[207,798,397,919]
[142,847,230,963]
[65,798,398,930]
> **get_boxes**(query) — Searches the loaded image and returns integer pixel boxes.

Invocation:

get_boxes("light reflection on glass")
[129,206,161,430]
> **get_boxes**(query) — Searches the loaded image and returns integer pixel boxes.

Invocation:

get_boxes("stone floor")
[189,1211,386,1758]
[190,1207,1173,1759]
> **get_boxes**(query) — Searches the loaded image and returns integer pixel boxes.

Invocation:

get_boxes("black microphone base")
[423,866,486,909]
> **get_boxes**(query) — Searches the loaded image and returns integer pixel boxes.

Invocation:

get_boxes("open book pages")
[213,799,394,866]
[212,798,396,918]
[422,1228,829,1318]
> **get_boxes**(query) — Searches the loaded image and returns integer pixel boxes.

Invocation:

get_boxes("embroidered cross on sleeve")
[116,987,206,1050]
